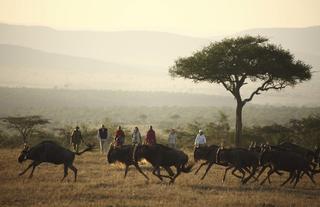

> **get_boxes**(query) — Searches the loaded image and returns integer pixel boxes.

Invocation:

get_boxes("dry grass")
[0,148,320,207]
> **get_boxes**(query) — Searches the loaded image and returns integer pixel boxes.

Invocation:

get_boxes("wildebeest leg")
[133,163,149,180]
[293,171,301,188]
[280,171,294,187]
[152,167,163,181]
[305,170,316,184]
[163,166,174,177]
[194,161,208,175]
[61,164,69,182]
[124,165,129,178]
[231,168,243,179]
[19,161,35,176]
[244,167,258,182]
[260,168,275,185]
[68,165,78,182]
[242,167,257,184]
[169,166,181,184]
[222,166,233,183]
[28,161,41,178]
[256,165,267,180]
[200,162,214,180]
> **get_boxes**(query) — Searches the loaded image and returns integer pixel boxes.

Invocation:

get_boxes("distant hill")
[239,26,320,56]
[0,23,319,106]
[0,23,211,67]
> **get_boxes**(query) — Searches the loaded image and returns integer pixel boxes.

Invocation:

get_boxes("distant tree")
[289,115,320,146]
[0,115,49,144]
[205,111,230,144]
[170,36,312,146]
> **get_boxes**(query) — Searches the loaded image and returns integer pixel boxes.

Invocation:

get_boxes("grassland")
[0,148,319,207]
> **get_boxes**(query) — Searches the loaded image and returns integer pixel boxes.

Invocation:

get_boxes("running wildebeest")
[107,144,149,180]
[194,144,230,180]
[259,148,316,188]
[133,144,193,184]
[18,140,93,182]
[278,142,319,168]
[216,147,259,184]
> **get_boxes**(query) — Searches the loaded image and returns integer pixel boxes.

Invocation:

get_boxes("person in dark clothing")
[115,126,125,146]
[70,126,83,153]
[97,124,108,154]
[145,125,156,145]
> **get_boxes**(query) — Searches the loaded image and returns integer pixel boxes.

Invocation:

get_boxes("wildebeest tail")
[75,144,94,155]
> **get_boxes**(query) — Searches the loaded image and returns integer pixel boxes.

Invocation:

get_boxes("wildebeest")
[278,142,319,168]
[107,144,149,180]
[133,144,193,184]
[259,148,316,188]
[18,140,93,182]
[216,147,259,184]
[194,145,230,180]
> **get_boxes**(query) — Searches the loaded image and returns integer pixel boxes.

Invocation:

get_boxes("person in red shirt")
[115,126,125,146]
[145,125,156,145]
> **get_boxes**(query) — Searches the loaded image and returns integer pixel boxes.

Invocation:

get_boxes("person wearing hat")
[70,126,83,153]
[97,124,108,153]
[168,128,177,148]
[194,129,206,147]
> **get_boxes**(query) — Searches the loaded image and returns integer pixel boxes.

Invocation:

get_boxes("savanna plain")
[0,148,319,207]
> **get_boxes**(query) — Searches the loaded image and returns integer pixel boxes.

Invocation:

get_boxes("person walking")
[97,124,108,153]
[194,129,206,147]
[70,126,83,153]
[115,126,125,146]
[145,125,156,145]
[132,127,142,145]
[168,128,177,148]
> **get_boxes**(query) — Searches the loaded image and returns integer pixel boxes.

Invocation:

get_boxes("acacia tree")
[1,115,49,143]
[169,36,312,146]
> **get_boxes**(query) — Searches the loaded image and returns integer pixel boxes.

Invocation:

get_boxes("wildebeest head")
[18,144,30,163]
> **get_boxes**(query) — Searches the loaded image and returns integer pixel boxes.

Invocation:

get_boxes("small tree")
[170,36,312,146]
[1,115,49,143]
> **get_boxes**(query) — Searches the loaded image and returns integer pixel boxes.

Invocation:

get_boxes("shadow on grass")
[188,183,320,197]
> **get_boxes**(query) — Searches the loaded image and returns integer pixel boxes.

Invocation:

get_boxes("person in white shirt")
[168,128,177,148]
[194,130,206,147]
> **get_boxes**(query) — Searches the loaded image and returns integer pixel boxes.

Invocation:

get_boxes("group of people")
[70,125,207,153]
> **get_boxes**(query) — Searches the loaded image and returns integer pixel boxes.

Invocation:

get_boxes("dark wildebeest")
[194,145,232,180]
[216,147,259,184]
[107,144,149,180]
[278,142,319,169]
[18,140,93,182]
[133,144,193,184]
[259,149,316,188]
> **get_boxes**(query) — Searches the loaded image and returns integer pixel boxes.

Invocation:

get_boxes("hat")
[199,129,203,133]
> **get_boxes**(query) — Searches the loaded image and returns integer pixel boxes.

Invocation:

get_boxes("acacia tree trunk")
[235,101,243,147]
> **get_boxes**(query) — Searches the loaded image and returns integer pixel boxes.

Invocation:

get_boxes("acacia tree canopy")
[169,36,312,146]
[170,36,311,104]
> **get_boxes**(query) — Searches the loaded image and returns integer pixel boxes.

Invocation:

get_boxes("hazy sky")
[0,0,319,36]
